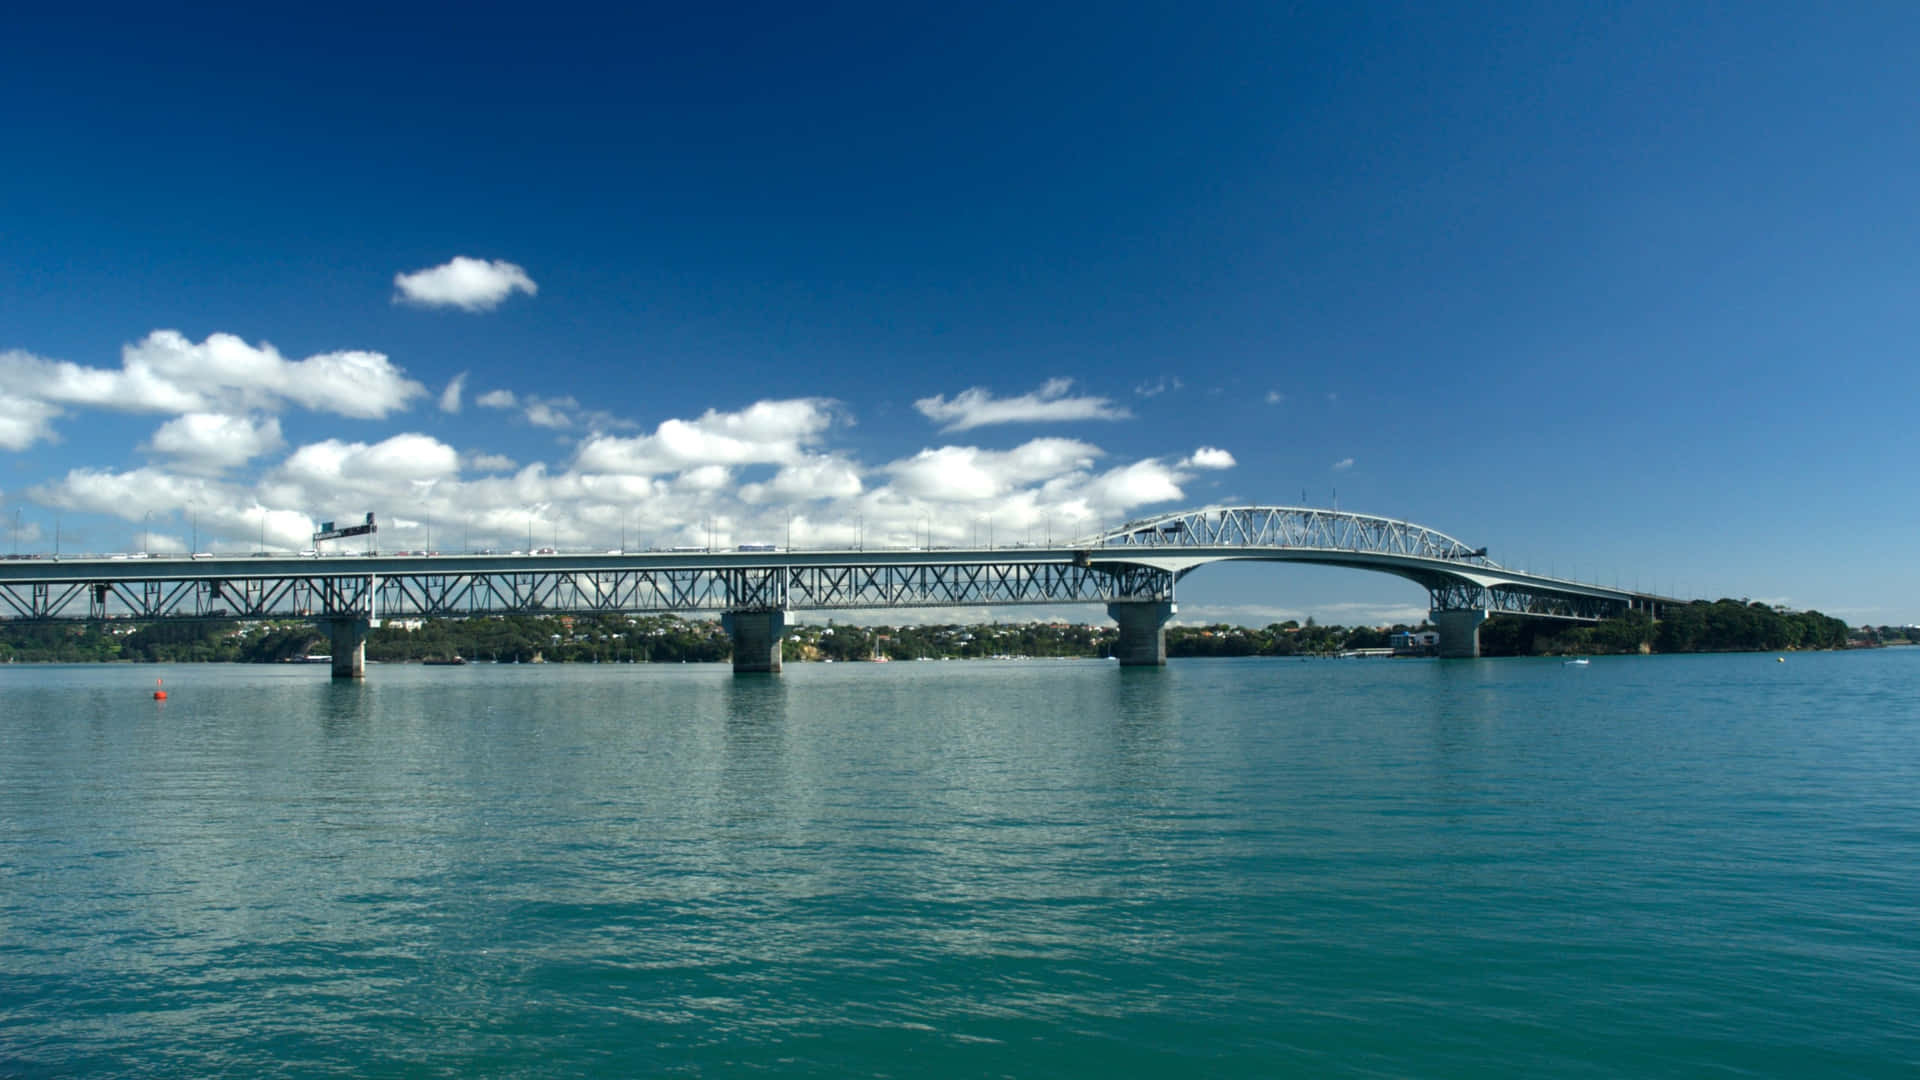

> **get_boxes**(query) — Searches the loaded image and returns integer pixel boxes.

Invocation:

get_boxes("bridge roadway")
[0,505,1681,676]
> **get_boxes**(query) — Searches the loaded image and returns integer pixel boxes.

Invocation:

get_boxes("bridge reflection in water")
[0,506,1680,677]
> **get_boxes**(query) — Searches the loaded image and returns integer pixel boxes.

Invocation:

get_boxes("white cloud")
[269,349,427,420]
[1082,459,1185,509]
[1265,390,1284,405]
[1134,376,1182,398]
[149,413,284,470]
[0,345,203,413]
[885,439,1102,501]
[0,388,62,450]
[575,399,839,476]
[393,256,538,312]
[278,433,461,490]
[1182,447,1235,470]
[11,359,1231,565]
[33,466,322,551]
[914,377,1131,432]
[1331,457,1354,471]
[0,333,426,432]
[674,465,733,491]
[466,452,518,472]
[524,396,576,429]
[439,372,468,413]
[739,457,865,503]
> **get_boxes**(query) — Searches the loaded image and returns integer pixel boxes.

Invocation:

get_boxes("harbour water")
[3,651,1918,1077]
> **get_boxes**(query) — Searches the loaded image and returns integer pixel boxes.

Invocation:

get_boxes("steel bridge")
[0,505,1679,674]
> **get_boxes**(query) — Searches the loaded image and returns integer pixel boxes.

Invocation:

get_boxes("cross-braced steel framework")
[1091,505,1496,565]
[0,506,1678,626]
[0,559,1175,623]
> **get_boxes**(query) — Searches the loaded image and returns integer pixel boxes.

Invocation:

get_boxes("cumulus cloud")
[278,433,462,490]
[885,439,1102,501]
[36,466,230,524]
[0,345,203,414]
[914,378,1130,432]
[1182,447,1235,470]
[575,399,839,476]
[1134,376,1182,398]
[439,372,468,413]
[524,396,576,429]
[0,388,62,450]
[33,466,320,551]
[9,352,1233,569]
[1082,458,1186,508]
[1332,457,1354,471]
[1265,390,1284,404]
[739,457,865,503]
[0,334,426,441]
[466,452,518,472]
[149,413,284,471]
[393,256,538,312]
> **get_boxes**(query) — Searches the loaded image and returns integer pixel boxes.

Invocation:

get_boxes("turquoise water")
[3,652,1918,1077]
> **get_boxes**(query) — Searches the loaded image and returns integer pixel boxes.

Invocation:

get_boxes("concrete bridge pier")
[326,617,370,679]
[722,609,789,674]
[1108,600,1176,666]
[1432,608,1488,659]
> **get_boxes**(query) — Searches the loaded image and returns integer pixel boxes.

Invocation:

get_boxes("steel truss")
[1425,581,1627,621]
[0,561,1175,623]
[1090,505,1497,566]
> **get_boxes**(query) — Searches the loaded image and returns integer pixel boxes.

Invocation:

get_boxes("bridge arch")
[1074,506,1651,660]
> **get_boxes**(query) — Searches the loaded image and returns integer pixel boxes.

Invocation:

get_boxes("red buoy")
[153,678,167,701]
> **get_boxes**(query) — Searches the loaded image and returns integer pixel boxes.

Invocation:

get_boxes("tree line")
[0,600,1859,664]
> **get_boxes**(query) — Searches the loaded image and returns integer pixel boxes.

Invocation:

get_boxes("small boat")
[423,656,467,666]
[1563,658,1590,666]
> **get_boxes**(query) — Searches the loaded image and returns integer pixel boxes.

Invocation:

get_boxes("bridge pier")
[1108,600,1176,666]
[722,609,789,674]
[326,617,369,679]
[1432,608,1488,659]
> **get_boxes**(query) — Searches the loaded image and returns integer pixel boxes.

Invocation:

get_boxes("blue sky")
[3,2,1916,626]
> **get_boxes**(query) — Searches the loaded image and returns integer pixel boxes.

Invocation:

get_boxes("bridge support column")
[722,609,789,674]
[1108,600,1176,667]
[326,618,369,679]
[1432,609,1488,659]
